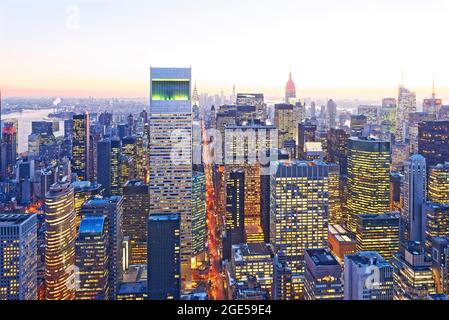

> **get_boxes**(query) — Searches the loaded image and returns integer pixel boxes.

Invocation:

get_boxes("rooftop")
[231,243,273,262]
[305,248,339,266]
[0,213,35,226]
[79,216,105,235]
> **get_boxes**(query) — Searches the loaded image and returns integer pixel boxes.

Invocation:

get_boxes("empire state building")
[285,72,296,103]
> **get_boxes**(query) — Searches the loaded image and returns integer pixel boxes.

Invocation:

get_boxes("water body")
[2,108,65,153]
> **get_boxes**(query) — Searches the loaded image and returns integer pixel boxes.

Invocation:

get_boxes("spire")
[192,82,199,105]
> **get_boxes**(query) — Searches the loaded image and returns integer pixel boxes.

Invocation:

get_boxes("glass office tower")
[347,137,391,232]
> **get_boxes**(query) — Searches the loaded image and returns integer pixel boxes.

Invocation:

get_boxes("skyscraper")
[1,122,17,180]
[122,180,150,265]
[75,216,109,300]
[225,123,277,241]
[72,113,91,181]
[270,160,329,298]
[149,67,192,288]
[425,203,449,250]
[236,93,267,121]
[350,115,367,138]
[224,169,245,258]
[304,249,344,300]
[327,128,349,175]
[408,112,436,154]
[44,179,76,300]
[81,196,124,300]
[0,214,37,300]
[401,155,427,243]
[274,103,295,149]
[391,241,436,300]
[231,243,274,298]
[355,212,400,259]
[328,163,343,224]
[428,163,449,204]
[297,121,316,159]
[285,72,296,103]
[147,213,181,300]
[418,120,449,168]
[347,137,391,232]
[396,85,417,143]
[326,99,337,129]
[97,138,121,197]
[191,172,207,260]
[344,251,394,300]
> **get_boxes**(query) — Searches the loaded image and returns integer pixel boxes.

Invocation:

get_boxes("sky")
[1,0,449,101]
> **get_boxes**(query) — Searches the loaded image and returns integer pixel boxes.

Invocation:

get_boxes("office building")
[97,138,121,197]
[392,241,436,300]
[191,172,207,260]
[44,179,76,300]
[149,67,193,288]
[0,214,37,300]
[270,160,329,298]
[147,213,181,300]
[418,121,449,168]
[297,122,316,159]
[81,196,123,300]
[428,163,449,204]
[328,163,343,225]
[75,216,109,300]
[274,103,295,149]
[350,115,367,138]
[304,249,344,300]
[347,137,391,232]
[396,86,417,143]
[327,128,349,175]
[344,251,394,300]
[425,203,449,250]
[326,99,337,129]
[355,212,400,259]
[401,155,427,243]
[72,113,91,181]
[231,243,274,298]
[122,180,150,265]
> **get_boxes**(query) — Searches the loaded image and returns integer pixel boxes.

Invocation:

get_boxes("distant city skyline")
[1,0,449,101]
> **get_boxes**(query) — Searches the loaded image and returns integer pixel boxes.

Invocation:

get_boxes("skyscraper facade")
[304,248,343,300]
[418,121,449,168]
[428,163,449,204]
[396,86,417,143]
[0,214,37,300]
[72,113,91,181]
[401,155,427,243]
[270,160,329,298]
[344,251,394,300]
[75,216,109,300]
[81,196,123,300]
[149,67,193,288]
[355,212,400,259]
[44,179,76,300]
[347,138,391,232]
[122,180,150,265]
[147,213,181,300]
[285,73,296,103]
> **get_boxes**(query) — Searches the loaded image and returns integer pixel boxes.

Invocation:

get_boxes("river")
[2,108,65,153]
